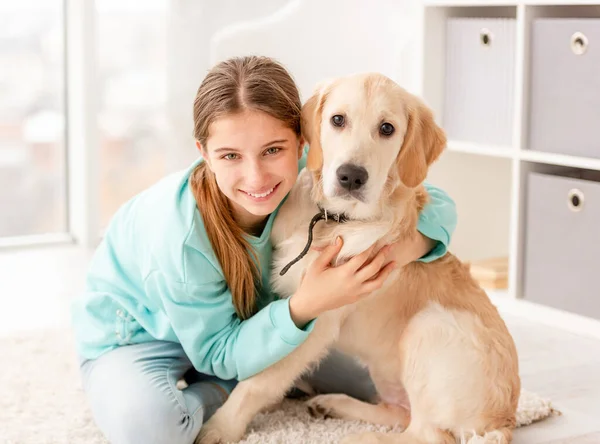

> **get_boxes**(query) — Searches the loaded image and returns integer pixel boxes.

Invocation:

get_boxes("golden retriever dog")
[197,73,520,444]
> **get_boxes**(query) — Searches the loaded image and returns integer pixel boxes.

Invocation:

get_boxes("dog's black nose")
[336,164,368,191]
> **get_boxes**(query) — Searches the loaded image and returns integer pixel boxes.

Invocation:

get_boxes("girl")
[72,56,457,444]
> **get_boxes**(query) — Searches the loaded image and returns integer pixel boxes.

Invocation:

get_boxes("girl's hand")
[288,237,396,328]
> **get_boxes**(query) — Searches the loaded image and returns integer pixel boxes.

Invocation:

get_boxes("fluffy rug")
[0,328,558,444]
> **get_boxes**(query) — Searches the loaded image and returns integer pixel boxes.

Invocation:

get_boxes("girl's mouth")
[241,182,281,202]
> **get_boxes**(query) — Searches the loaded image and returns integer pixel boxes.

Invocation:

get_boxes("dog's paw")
[195,415,244,444]
[305,394,345,420]
[195,425,226,444]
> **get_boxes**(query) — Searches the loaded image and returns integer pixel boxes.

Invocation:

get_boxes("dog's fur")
[196,73,520,444]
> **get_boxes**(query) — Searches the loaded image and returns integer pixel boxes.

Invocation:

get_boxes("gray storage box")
[523,171,600,319]
[443,18,516,146]
[528,19,600,158]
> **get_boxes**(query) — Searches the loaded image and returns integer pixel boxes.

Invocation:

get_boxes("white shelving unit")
[414,0,600,338]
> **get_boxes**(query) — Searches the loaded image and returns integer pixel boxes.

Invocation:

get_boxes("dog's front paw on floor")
[305,394,346,420]
[195,427,225,444]
[196,418,243,444]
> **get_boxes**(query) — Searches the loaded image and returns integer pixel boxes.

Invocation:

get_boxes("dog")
[196,73,520,444]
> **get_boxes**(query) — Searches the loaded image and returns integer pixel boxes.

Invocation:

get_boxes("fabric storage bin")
[528,19,600,158]
[443,18,516,146]
[523,171,600,320]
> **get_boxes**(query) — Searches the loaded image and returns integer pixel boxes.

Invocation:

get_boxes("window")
[96,0,170,228]
[0,0,66,238]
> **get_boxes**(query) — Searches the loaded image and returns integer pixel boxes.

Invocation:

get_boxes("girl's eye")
[265,147,281,155]
[223,153,239,160]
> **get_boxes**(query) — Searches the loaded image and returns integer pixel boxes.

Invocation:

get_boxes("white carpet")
[0,328,558,444]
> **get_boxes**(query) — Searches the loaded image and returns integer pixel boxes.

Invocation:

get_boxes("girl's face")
[198,109,304,233]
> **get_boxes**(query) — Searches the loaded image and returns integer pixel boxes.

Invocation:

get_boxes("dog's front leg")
[196,314,339,444]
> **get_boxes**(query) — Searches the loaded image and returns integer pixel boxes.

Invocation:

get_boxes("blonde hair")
[190,56,302,320]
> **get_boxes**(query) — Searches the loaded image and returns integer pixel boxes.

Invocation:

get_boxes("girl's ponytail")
[191,164,259,320]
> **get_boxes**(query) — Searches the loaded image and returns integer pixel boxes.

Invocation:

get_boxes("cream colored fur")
[196,73,521,444]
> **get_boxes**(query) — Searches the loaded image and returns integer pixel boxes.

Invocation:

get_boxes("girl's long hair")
[190,56,301,320]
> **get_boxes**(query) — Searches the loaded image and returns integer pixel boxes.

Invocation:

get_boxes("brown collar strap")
[279,206,348,276]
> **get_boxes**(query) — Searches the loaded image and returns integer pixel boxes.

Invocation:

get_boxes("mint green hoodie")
[71,152,457,381]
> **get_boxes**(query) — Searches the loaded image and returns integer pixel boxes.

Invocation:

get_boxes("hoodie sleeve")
[416,183,457,263]
[145,270,315,381]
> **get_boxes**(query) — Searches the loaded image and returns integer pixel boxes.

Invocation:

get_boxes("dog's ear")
[301,93,323,171]
[396,101,446,188]
[301,81,333,172]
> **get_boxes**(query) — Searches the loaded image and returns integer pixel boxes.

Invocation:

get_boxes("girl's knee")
[99,395,202,444]
[80,344,204,443]
[84,366,202,444]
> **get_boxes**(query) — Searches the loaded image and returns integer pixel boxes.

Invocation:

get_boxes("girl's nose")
[245,161,268,186]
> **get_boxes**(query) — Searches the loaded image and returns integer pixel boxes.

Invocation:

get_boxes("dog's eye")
[380,122,395,136]
[331,115,345,127]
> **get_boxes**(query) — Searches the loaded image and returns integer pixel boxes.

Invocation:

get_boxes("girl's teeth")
[247,187,274,198]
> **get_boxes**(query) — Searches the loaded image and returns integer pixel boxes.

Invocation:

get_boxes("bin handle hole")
[571,32,588,55]
[568,188,584,212]
[480,28,492,47]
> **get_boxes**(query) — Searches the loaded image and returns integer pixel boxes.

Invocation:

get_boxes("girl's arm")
[417,182,457,262]
[146,270,315,382]
[146,239,392,383]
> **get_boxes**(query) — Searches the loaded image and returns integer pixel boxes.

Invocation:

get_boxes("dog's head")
[301,73,446,219]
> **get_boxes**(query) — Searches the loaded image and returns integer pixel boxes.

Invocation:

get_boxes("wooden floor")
[1,245,599,443]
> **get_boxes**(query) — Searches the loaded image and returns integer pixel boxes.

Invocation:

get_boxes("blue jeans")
[79,341,376,444]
